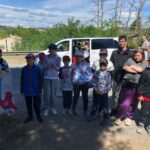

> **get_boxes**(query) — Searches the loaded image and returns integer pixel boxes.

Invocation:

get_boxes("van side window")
[57,41,69,51]
[92,39,119,49]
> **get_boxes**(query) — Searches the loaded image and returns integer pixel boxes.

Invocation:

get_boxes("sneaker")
[62,109,67,115]
[72,110,78,116]
[37,116,44,123]
[136,125,145,134]
[124,118,132,126]
[51,108,57,115]
[146,126,150,136]
[43,109,49,117]
[24,117,33,124]
[114,119,122,126]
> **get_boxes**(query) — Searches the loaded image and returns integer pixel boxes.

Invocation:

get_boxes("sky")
[0,0,149,28]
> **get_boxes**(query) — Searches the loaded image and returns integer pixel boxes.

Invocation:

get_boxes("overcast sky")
[0,0,149,28]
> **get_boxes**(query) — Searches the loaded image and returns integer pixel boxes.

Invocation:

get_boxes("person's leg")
[137,101,150,134]
[25,96,33,118]
[72,85,80,114]
[116,87,134,120]
[102,93,109,120]
[0,78,2,100]
[81,84,89,113]
[66,91,73,110]
[62,91,67,110]
[43,79,50,110]
[50,79,58,110]
[92,90,99,111]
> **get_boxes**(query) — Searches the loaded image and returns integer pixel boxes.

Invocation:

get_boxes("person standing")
[90,60,112,125]
[136,56,150,135]
[43,44,61,116]
[0,49,9,100]
[141,35,150,60]
[72,50,93,116]
[59,55,73,114]
[115,49,147,126]
[21,53,43,123]
[110,35,133,116]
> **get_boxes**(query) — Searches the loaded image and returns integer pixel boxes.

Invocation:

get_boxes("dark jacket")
[110,48,133,83]
[20,64,42,96]
[137,67,150,98]
[0,58,9,71]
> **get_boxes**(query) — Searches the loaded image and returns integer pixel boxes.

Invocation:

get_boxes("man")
[0,49,9,100]
[141,35,150,60]
[88,49,114,121]
[43,44,61,116]
[110,35,133,116]
[21,53,43,123]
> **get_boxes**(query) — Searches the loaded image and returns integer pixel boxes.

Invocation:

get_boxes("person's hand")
[138,95,143,102]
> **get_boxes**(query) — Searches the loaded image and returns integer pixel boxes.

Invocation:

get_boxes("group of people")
[1,34,150,135]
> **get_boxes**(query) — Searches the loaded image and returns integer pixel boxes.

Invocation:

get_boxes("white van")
[35,37,119,66]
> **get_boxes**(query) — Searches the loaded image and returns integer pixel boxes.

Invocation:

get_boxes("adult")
[141,35,150,60]
[21,53,43,123]
[115,49,147,126]
[88,49,114,120]
[0,49,9,100]
[43,44,61,116]
[110,35,133,116]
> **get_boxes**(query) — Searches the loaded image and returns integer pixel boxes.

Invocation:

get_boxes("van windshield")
[91,39,119,49]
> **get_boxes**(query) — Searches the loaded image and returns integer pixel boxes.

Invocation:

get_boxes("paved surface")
[0,68,150,150]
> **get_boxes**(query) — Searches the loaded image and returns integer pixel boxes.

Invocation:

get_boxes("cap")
[75,50,84,57]
[63,55,70,61]
[48,44,57,50]
[99,59,108,66]
[99,48,108,54]
[39,52,46,59]
[25,53,35,59]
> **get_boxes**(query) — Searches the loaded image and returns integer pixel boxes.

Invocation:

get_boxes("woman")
[115,49,147,126]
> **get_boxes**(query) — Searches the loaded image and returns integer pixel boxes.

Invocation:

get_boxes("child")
[72,50,93,116]
[136,57,150,135]
[21,53,43,123]
[59,56,73,114]
[43,44,61,116]
[89,60,112,125]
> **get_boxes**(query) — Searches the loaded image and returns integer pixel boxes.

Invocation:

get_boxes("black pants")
[92,92,109,119]
[72,84,89,112]
[25,95,41,118]
[139,101,150,126]
[62,91,72,109]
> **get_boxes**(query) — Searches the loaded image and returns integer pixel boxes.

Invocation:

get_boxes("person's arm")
[20,68,24,95]
[123,65,138,73]
[130,66,143,73]
[58,67,63,79]
[37,68,42,94]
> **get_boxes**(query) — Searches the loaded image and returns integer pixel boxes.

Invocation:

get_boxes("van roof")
[60,37,118,40]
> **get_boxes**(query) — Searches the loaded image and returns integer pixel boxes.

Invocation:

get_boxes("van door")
[90,38,119,66]
[55,39,72,66]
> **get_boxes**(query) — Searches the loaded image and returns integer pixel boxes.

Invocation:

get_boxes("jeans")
[93,92,109,119]
[25,95,41,118]
[139,101,150,126]
[72,84,89,112]
[0,78,2,100]
[43,79,58,109]
[62,90,72,109]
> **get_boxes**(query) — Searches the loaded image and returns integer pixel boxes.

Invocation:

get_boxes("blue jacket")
[21,64,42,96]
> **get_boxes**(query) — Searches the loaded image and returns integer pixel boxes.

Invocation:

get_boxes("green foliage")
[0,18,149,51]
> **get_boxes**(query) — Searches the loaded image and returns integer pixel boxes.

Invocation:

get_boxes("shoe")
[124,118,132,126]
[72,110,78,116]
[136,125,145,134]
[62,109,67,115]
[37,116,43,123]
[146,126,150,136]
[43,109,49,116]
[51,108,57,115]
[24,117,33,124]
[114,119,122,126]
[68,109,72,115]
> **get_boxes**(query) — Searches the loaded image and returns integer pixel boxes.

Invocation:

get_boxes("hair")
[119,35,128,41]
[133,49,145,62]
[141,34,148,40]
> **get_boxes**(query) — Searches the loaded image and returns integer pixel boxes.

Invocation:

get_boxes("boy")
[59,56,73,114]
[136,56,150,135]
[89,60,112,125]
[21,53,43,123]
